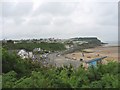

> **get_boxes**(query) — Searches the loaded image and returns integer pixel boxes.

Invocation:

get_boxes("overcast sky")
[0,0,119,42]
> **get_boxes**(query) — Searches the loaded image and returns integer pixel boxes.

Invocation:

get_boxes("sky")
[0,0,119,42]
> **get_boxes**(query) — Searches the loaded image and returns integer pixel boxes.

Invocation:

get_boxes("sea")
[104,41,119,47]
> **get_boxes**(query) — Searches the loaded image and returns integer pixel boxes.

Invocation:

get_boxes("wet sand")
[65,45,119,62]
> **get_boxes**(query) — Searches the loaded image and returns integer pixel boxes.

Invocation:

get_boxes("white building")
[17,49,28,59]
[14,41,21,44]
[33,48,41,52]
[65,45,74,49]
[65,45,70,49]
[28,52,33,58]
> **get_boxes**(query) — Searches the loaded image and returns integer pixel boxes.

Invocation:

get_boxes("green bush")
[3,42,66,51]
[2,48,120,88]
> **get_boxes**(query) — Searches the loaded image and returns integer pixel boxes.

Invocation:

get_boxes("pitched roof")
[85,56,107,63]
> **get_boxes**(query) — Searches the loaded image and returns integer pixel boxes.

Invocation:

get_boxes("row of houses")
[17,49,33,59]
[2,38,67,44]
[17,48,50,60]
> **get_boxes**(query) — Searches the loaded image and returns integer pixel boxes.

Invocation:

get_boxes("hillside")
[63,37,104,54]
[2,42,66,51]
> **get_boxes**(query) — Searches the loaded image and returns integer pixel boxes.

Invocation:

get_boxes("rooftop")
[85,56,107,63]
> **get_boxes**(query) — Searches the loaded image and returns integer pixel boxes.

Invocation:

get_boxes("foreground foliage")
[2,48,120,88]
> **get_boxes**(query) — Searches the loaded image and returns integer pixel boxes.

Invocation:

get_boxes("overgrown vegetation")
[3,42,66,51]
[2,48,120,88]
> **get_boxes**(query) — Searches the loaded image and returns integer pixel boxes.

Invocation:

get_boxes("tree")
[2,71,17,88]
[101,74,119,88]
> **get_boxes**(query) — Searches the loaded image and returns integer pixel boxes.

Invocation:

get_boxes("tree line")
[3,42,66,51]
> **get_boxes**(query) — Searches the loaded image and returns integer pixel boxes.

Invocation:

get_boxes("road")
[47,52,82,68]
[32,48,82,68]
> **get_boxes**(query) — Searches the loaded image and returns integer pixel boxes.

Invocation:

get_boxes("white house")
[28,52,33,58]
[65,45,70,49]
[14,41,21,44]
[17,49,28,59]
[33,48,41,52]
[65,45,74,49]
[18,49,34,59]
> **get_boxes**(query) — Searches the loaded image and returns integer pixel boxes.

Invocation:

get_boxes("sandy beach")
[64,45,119,62]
